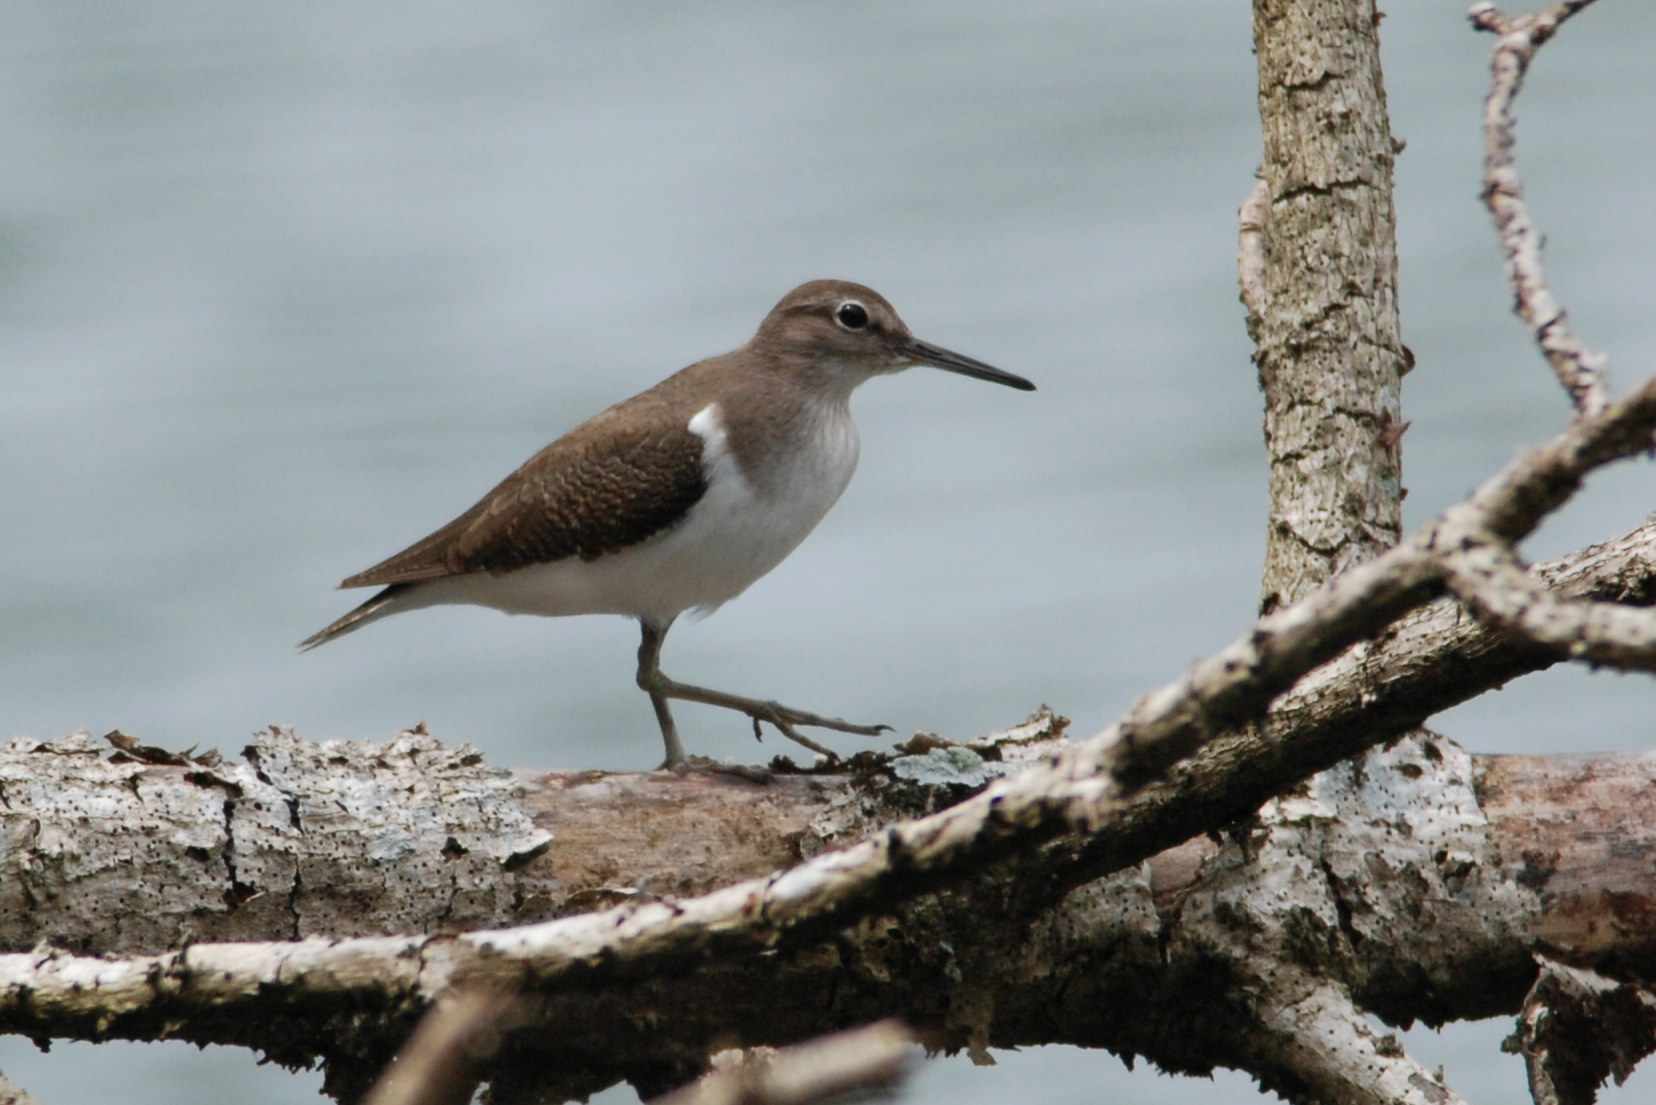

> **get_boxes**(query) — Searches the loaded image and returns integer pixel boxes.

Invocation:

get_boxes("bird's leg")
[637,619,688,769]
[633,620,891,764]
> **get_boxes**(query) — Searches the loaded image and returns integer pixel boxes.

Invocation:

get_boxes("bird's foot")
[747,700,892,759]
[644,669,890,764]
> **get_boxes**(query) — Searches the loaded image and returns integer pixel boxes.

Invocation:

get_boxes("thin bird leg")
[635,621,890,763]
[636,620,689,769]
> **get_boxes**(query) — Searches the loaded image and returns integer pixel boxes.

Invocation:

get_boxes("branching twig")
[1100,373,1656,790]
[1446,1,1656,677]
[650,1021,914,1105]
[1470,0,1610,416]
[1440,531,1656,670]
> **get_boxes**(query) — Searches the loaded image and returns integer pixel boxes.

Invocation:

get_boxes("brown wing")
[339,411,707,588]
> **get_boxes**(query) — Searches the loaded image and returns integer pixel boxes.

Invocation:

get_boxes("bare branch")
[1267,517,1656,752]
[1440,1,1656,678]
[1470,0,1610,416]
[1440,530,1656,670]
[1507,957,1656,1105]
[650,1021,914,1105]
[1104,373,1656,790]
[1251,979,1470,1105]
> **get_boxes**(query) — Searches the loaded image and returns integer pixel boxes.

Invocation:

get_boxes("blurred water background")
[3,1,1653,1101]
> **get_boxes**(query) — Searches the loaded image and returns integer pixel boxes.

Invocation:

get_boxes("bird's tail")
[297,584,410,652]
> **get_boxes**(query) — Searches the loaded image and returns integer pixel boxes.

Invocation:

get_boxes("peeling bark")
[0,728,556,953]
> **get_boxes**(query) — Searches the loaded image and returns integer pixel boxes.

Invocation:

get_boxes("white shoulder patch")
[687,402,740,482]
[687,402,725,445]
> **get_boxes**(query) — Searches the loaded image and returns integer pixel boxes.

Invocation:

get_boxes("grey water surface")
[3,1,1653,1102]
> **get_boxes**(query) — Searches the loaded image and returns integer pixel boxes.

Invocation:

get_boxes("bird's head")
[753,279,1035,396]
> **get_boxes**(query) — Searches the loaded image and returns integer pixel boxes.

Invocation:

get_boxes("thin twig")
[650,1021,914,1105]
[1448,1,1656,674]
[1439,531,1656,670]
[1470,0,1610,416]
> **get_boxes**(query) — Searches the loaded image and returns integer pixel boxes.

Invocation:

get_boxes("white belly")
[424,400,860,626]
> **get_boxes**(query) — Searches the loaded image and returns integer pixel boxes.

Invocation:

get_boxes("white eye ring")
[834,300,870,331]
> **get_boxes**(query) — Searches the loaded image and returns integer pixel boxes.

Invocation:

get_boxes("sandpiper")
[300,279,1035,768]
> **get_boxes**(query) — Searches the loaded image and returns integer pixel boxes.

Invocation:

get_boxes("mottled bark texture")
[1252,0,1407,614]
[0,728,557,952]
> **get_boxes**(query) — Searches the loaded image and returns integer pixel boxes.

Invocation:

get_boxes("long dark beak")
[904,337,1036,392]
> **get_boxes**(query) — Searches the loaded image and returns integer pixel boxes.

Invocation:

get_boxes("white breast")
[430,400,860,626]
[672,399,861,617]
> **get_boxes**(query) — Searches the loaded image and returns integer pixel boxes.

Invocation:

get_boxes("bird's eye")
[835,301,869,330]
